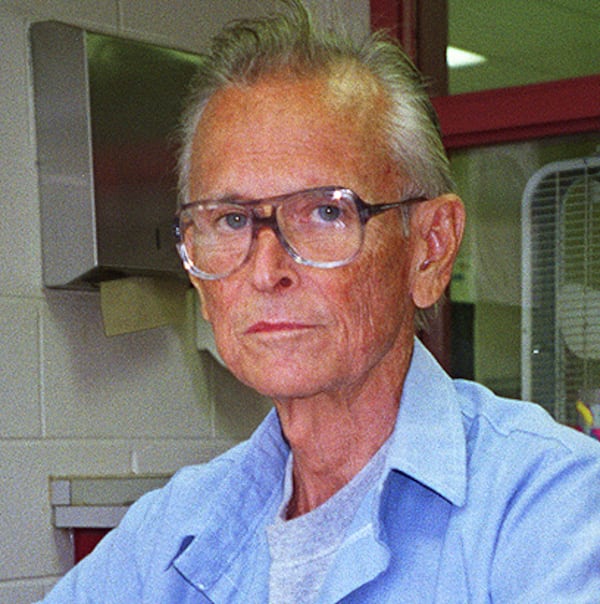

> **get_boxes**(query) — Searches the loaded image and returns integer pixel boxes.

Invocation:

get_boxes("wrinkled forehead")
[189,71,397,201]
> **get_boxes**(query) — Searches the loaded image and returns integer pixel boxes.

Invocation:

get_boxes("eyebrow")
[192,191,252,204]
[196,190,286,205]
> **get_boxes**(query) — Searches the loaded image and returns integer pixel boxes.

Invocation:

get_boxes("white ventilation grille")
[522,156,600,424]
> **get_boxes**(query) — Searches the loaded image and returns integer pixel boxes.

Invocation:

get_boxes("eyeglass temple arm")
[360,196,427,221]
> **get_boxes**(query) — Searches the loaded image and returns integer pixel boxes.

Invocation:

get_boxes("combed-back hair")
[176,0,454,206]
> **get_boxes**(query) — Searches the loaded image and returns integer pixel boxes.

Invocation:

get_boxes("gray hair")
[176,0,454,206]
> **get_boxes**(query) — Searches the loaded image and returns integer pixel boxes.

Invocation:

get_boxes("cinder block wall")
[0,1,368,600]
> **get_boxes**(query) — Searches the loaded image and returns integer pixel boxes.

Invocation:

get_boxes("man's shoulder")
[159,440,250,505]
[169,440,249,492]
[116,440,250,535]
[455,378,600,475]
[126,410,286,532]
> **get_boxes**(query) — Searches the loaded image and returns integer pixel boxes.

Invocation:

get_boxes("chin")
[221,339,332,393]
[236,366,329,401]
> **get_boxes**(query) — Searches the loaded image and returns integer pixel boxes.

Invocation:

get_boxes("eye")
[225,213,248,229]
[314,204,342,222]
[214,210,250,231]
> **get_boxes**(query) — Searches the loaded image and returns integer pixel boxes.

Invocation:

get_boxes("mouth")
[245,321,316,335]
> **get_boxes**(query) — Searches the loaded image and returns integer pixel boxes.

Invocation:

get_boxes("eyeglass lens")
[177,188,364,279]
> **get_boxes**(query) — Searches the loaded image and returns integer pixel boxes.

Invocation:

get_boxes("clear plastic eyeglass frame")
[173,186,426,280]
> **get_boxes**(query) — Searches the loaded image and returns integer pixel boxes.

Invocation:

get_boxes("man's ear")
[409,194,465,309]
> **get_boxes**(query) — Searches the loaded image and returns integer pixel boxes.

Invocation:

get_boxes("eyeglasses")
[174,186,425,280]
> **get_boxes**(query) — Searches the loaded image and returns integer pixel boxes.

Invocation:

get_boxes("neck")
[274,340,413,519]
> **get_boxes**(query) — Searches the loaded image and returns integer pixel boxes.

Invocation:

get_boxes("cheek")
[352,273,400,345]
[202,294,246,371]
[197,283,237,343]
[326,248,410,354]
[364,239,414,327]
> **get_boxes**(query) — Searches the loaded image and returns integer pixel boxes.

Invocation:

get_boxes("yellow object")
[100,276,188,336]
[576,400,594,426]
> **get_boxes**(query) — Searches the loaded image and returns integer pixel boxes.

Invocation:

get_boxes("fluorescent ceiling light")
[447,46,487,68]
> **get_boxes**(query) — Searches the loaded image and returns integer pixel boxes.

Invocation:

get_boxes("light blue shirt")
[41,340,600,602]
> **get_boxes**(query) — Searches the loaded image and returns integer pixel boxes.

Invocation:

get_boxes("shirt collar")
[386,338,467,506]
[172,410,288,593]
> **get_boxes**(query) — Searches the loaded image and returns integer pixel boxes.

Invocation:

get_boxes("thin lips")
[245,321,316,334]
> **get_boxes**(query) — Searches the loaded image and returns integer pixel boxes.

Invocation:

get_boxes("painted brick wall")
[0,1,368,601]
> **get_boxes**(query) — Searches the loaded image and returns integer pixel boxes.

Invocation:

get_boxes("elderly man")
[41,1,600,602]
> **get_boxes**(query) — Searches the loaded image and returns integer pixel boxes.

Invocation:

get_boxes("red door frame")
[370,0,600,150]
[432,75,600,151]
[370,0,418,59]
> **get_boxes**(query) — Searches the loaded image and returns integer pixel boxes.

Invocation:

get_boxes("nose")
[247,227,298,291]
